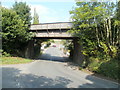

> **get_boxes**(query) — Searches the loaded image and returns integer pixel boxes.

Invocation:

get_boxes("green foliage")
[70,1,119,80]
[100,42,109,55]
[79,67,83,70]
[12,2,32,27]
[45,42,51,48]
[88,57,119,80]
[62,40,73,60]
[2,51,11,57]
[2,7,32,56]
[63,40,73,50]
[88,57,101,72]
[116,1,120,20]
[33,8,39,24]
[98,60,119,80]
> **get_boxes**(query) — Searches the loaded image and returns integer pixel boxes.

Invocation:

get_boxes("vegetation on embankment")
[87,57,119,80]
[1,2,33,57]
[66,1,120,80]
[0,57,33,65]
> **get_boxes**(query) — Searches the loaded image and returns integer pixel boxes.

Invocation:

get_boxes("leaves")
[12,2,32,28]
[2,6,32,56]
[69,1,119,75]
[33,8,39,24]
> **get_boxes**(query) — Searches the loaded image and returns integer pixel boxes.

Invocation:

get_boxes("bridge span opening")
[25,22,84,66]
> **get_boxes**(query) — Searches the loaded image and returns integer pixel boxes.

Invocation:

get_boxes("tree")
[116,0,120,20]
[10,2,34,57]
[69,1,120,80]
[69,1,118,65]
[33,8,39,24]
[12,2,32,31]
[1,7,32,56]
[115,0,120,60]
[116,0,120,45]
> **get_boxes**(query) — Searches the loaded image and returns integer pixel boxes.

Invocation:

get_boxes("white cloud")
[30,4,50,18]
[1,0,117,2]
[30,4,70,23]
[2,2,71,23]
[2,3,70,23]
[1,0,74,2]
[30,4,56,23]
[2,5,9,8]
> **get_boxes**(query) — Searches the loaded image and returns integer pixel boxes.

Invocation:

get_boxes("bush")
[87,56,119,80]
[46,43,51,47]
[2,51,11,57]
[88,57,102,72]
[97,60,119,80]
[0,50,11,57]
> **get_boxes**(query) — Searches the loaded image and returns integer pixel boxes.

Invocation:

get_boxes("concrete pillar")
[73,38,84,66]
[25,40,34,59]
[34,43,41,58]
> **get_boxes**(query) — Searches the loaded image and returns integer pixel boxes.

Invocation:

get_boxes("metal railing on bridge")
[30,22,73,30]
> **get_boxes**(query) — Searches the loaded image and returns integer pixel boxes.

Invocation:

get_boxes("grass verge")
[0,57,33,65]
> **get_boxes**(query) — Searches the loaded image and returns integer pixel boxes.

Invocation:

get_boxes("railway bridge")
[26,22,84,65]
[30,22,73,39]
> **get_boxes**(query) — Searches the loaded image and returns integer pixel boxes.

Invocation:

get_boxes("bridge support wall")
[73,38,84,66]
[25,40,34,58]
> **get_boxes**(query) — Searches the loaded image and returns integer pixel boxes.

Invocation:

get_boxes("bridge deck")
[30,22,73,30]
[29,22,76,38]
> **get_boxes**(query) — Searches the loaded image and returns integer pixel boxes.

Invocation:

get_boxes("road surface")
[2,46,119,88]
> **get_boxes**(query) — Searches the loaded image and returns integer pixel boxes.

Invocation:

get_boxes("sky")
[1,0,76,23]
[1,0,117,23]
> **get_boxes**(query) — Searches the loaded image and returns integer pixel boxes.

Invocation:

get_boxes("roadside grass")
[0,56,33,65]
[80,57,119,81]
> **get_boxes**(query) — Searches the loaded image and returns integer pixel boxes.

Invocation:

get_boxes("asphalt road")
[39,46,68,62]
[2,46,120,88]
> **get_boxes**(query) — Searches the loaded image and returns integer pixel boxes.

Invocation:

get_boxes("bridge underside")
[31,29,74,39]
[33,37,74,39]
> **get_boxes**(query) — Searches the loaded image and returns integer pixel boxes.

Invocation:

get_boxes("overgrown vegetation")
[33,8,39,24]
[1,2,33,57]
[44,39,54,48]
[62,40,73,60]
[69,1,120,80]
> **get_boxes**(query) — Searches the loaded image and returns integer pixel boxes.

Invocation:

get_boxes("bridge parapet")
[30,22,73,30]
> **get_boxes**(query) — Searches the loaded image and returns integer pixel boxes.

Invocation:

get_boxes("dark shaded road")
[39,46,68,62]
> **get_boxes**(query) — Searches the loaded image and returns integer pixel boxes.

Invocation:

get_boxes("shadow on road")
[37,53,69,63]
[2,67,119,88]
[79,75,119,88]
[2,67,72,88]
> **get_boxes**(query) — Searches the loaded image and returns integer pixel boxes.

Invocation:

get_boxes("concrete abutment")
[24,40,41,59]
[73,38,84,66]
[25,40,35,58]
